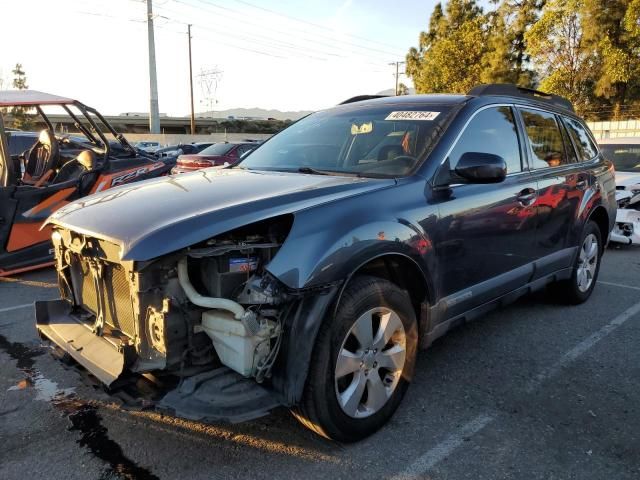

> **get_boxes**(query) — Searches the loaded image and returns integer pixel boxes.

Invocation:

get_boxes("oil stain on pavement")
[0,333,159,480]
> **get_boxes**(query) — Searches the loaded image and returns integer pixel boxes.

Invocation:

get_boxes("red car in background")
[171,141,259,174]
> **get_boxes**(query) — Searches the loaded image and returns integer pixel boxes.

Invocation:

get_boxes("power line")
[229,0,407,53]
[159,2,337,60]
[75,3,393,69]
[171,0,403,62]
[76,1,393,67]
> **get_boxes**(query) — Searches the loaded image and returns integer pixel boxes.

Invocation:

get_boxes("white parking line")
[526,299,640,393]
[0,303,32,314]
[395,298,640,479]
[598,280,640,291]
[390,413,494,480]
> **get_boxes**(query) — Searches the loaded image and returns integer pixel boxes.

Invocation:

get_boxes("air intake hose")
[177,257,246,320]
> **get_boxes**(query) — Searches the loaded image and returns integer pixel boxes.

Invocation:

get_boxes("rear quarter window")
[563,117,598,161]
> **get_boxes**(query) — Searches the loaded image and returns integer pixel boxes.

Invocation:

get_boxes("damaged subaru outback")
[36,84,616,442]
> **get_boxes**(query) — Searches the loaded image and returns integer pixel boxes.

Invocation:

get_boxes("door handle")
[517,188,537,206]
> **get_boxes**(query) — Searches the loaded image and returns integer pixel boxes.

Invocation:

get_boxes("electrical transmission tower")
[197,68,223,117]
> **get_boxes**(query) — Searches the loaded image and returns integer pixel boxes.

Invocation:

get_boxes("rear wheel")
[292,275,418,442]
[554,220,602,304]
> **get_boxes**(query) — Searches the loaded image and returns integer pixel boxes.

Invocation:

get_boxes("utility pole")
[389,61,406,96]
[146,0,160,134]
[188,24,196,135]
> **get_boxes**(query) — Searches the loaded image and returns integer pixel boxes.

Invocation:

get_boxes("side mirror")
[454,152,507,184]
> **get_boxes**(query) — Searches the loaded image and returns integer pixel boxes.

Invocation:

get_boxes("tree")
[406,0,488,94]
[581,0,640,117]
[525,0,597,115]
[481,0,542,86]
[397,83,410,95]
[10,63,34,130]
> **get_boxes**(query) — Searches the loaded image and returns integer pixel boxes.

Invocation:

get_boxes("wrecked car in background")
[0,90,174,276]
[599,138,640,245]
[36,84,615,442]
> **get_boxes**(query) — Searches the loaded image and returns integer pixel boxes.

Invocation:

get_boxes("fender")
[266,179,438,290]
[268,209,438,405]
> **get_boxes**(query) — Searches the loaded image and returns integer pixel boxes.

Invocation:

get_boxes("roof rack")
[467,84,574,112]
[339,95,389,105]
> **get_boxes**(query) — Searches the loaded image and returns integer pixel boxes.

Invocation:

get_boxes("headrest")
[38,129,53,144]
[76,150,96,170]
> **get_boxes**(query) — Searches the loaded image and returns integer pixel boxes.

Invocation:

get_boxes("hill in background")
[199,107,313,121]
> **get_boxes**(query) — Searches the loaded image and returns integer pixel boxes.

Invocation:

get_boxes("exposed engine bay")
[36,216,302,421]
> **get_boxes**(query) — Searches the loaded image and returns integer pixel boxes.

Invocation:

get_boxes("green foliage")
[397,83,410,95]
[406,1,488,94]
[10,63,34,130]
[525,0,598,114]
[208,119,290,134]
[407,0,640,119]
[581,0,640,117]
[481,0,541,86]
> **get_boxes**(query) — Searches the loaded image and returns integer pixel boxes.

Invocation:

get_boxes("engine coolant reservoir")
[196,310,271,377]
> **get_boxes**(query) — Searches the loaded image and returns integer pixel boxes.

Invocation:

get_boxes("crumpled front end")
[35,216,314,422]
[36,229,188,386]
[611,186,640,245]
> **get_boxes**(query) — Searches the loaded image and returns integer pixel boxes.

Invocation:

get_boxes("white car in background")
[134,140,162,153]
[599,137,640,245]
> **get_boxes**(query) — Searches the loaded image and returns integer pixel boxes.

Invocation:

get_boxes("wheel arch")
[588,205,610,245]
[273,252,435,406]
[332,252,434,337]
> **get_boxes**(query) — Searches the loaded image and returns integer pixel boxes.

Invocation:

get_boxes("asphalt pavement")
[1,245,639,480]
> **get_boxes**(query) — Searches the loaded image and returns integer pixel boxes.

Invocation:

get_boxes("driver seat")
[24,129,59,182]
[53,150,96,184]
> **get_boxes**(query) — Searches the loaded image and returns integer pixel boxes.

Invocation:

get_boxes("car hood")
[616,171,640,188]
[48,168,395,261]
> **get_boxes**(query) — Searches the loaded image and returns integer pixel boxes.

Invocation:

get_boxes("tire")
[554,220,603,304]
[292,275,418,442]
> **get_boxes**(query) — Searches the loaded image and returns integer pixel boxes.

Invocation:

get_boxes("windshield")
[600,144,640,172]
[238,104,453,177]
[200,143,235,155]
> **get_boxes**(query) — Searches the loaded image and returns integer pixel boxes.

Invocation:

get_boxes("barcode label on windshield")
[385,111,440,121]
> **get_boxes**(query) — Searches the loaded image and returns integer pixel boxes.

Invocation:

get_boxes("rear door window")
[563,117,598,161]
[519,108,569,169]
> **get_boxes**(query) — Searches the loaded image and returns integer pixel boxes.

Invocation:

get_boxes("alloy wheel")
[576,233,599,293]
[334,307,406,418]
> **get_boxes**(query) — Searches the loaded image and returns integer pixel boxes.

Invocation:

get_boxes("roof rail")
[467,84,574,112]
[339,95,389,105]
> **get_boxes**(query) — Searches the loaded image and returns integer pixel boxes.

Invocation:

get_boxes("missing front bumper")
[35,299,283,423]
[35,299,127,386]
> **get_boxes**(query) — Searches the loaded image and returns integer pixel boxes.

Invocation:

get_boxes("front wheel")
[292,275,418,442]
[554,220,603,304]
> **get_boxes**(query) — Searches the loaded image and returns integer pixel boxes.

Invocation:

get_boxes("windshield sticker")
[385,111,440,121]
[351,122,373,135]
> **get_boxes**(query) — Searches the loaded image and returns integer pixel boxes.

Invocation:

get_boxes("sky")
[1,0,446,116]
